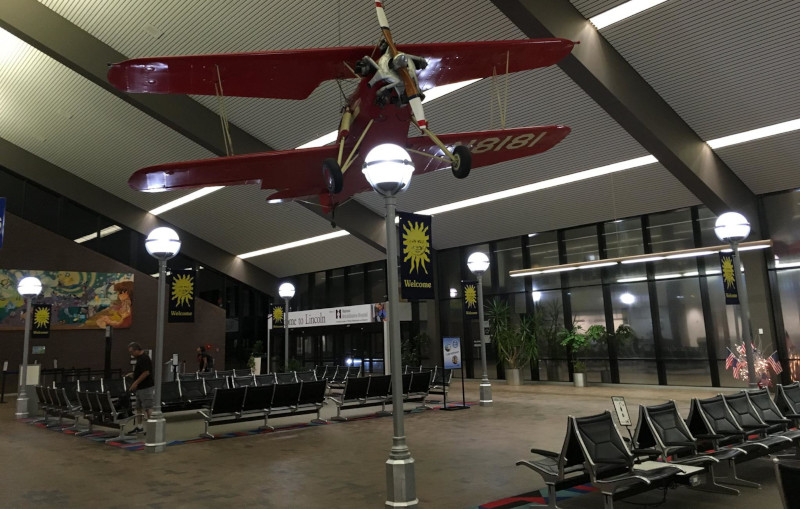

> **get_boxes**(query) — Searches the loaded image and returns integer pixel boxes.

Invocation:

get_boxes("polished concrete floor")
[1,381,787,508]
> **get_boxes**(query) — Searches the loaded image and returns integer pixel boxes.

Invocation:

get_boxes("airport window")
[23,182,60,232]
[527,231,560,290]
[610,282,658,385]
[494,237,524,293]
[0,167,26,215]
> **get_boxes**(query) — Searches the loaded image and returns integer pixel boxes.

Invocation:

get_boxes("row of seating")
[328,371,433,420]
[517,383,800,508]
[34,385,133,442]
[198,380,328,438]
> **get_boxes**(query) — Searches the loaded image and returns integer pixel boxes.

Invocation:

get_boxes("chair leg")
[691,464,740,495]
[715,460,760,489]
[331,406,347,421]
[75,420,94,437]
[104,421,135,443]
[376,401,391,416]
[199,420,215,439]
[602,492,615,509]
[310,408,327,425]
[771,441,800,459]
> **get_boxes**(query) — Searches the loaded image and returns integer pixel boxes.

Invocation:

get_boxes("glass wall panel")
[532,290,568,381]
[774,268,800,382]
[23,183,59,231]
[656,277,711,386]
[347,266,365,305]
[437,248,461,297]
[647,208,694,252]
[610,282,658,384]
[764,190,800,267]
[565,226,601,287]
[604,218,645,258]
[366,261,386,303]
[313,271,327,309]
[568,286,608,382]
[696,206,721,248]
[329,268,345,307]
[495,238,525,293]
[59,201,98,241]
[527,232,561,290]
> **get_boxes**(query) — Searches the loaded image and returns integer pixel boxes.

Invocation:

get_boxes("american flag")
[725,348,736,370]
[731,357,741,379]
[737,343,746,356]
[768,351,783,374]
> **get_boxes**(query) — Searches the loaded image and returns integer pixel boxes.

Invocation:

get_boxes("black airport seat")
[429,367,452,395]
[33,385,51,424]
[242,385,275,414]
[53,387,82,430]
[75,390,98,436]
[255,374,275,386]
[205,377,229,392]
[275,372,297,384]
[102,378,128,402]
[56,381,79,403]
[330,376,371,420]
[775,383,800,424]
[180,379,209,408]
[215,369,235,378]
[635,400,746,494]
[572,411,686,508]
[295,370,317,382]
[773,457,800,509]
[232,375,257,388]
[198,387,247,438]
[365,375,392,406]
[516,416,597,508]
[160,381,183,412]
[296,380,327,416]
[178,373,197,381]
[405,371,432,404]
[270,382,301,412]
[745,388,800,457]
[233,368,253,377]
[95,391,136,442]
[78,380,101,392]
[314,365,332,380]
[720,392,793,451]
[197,371,216,379]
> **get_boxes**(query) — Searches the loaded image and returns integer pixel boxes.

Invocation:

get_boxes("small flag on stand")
[731,357,741,379]
[725,348,736,370]
[768,351,783,374]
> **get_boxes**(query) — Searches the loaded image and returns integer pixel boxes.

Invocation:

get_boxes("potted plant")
[559,323,606,387]
[589,324,634,383]
[250,340,265,374]
[486,298,538,386]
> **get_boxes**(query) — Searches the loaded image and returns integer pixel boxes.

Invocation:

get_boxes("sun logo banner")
[32,304,51,338]
[271,304,284,329]
[168,270,195,322]
[398,211,434,300]
[719,253,739,304]
[462,280,478,319]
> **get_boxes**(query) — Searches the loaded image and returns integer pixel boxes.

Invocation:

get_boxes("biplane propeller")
[108,1,576,215]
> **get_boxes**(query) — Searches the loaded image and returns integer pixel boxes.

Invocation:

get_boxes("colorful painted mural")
[0,270,134,330]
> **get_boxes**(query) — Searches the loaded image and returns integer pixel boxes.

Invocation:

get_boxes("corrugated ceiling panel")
[0,29,213,211]
[570,0,632,19]
[158,185,342,257]
[714,132,800,196]
[424,162,700,249]
[356,65,650,215]
[244,233,384,278]
[598,0,800,140]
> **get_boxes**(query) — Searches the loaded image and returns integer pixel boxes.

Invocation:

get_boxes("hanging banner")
[462,280,478,319]
[31,304,51,338]
[719,253,740,304]
[168,270,195,322]
[443,337,462,369]
[271,303,285,329]
[398,211,434,300]
[0,197,6,249]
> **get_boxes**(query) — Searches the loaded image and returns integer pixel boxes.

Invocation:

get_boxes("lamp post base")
[479,382,493,406]
[145,413,167,453]
[385,456,418,508]
[15,394,29,419]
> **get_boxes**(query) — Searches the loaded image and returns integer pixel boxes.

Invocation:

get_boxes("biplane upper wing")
[107,39,573,99]
[406,125,571,176]
[128,144,340,194]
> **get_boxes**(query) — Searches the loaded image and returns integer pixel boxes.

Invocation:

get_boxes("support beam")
[299,200,387,253]
[0,0,387,251]
[491,0,757,219]
[0,137,279,294]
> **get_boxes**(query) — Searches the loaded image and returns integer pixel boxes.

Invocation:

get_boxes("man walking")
[127,342,154,434]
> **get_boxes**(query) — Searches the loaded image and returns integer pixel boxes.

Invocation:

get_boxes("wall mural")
[0,270,134,330]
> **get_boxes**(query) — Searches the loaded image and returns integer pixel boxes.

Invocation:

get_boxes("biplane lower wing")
[128,144,340,194]
[406,125,571,175]
[107,39,574,99]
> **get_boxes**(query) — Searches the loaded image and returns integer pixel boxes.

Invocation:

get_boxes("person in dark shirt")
[196,346,212,372]
[126,342,154,433]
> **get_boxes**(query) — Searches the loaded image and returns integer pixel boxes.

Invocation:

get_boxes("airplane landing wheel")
[451,145,472,179]
[323,158,343,194]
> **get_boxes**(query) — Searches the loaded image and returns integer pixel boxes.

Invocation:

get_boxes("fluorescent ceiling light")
[74,225,123,244]
[295,130,339,150]
[665,250,714,259]
[417,155,658,216]
[735,244,771,252]
[510,270,542,277]
[238,230,350,259]
[654,273,682,280]
[542,267,577,273]
[682,271,700,277]
[617,277,647,283]
[707,118,800,149]
[590,0,669,30]
[621,255,665,264]
[149,186,223,215]
[775,261,800,269]
[578,261,618,269]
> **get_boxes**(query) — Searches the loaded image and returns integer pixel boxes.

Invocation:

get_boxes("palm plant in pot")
[559,323,606,387]
[486,298,538,386]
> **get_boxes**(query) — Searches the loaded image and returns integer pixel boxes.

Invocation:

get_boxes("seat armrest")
[530,448,559,458]
[632,448,661,457]
[663,441,697,448]
[695,433,725,440]
[740,423,769,430]
[764,418,792,425]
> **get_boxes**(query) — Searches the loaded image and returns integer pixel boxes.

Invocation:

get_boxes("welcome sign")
[398,211,434,300]
[269,304,377,329]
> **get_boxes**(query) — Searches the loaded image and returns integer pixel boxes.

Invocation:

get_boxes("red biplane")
[108,2,575,214]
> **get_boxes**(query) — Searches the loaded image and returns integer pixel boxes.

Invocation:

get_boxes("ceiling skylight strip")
[149,186,224,215]
[589,0,670,30]
[238,230,350,259]
[706,118,800,149]
[74,225,123,243]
